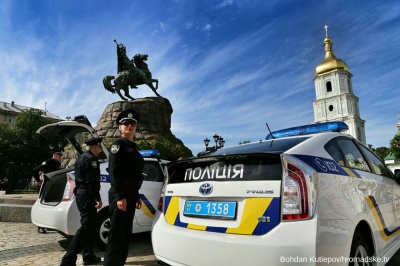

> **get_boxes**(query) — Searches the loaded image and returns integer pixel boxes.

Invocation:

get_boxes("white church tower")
[313,25,366,144]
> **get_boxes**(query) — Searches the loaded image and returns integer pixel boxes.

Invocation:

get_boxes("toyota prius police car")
[31,116,168,249]
[151,121,400,266]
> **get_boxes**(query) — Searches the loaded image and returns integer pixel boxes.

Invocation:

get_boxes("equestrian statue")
[103,40,162,101]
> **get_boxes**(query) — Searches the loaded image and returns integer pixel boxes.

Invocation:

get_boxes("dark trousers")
[103,190,137,266]
[61,194,97,265]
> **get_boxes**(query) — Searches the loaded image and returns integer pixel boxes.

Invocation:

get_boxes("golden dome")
[315,34,350,78]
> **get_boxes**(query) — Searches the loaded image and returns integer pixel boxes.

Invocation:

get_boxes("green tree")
[0,122,13,190]
[136,134,193,161]
[2,109,62,193]
[390,135,400,160]
[375,147,390,161]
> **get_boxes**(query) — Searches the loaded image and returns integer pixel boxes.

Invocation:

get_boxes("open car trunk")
[39,167,74,206]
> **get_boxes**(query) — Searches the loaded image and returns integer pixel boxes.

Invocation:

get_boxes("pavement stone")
[0,222,161,266]
[1,193,400,265]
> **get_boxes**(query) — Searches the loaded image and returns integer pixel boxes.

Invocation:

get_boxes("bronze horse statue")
[103,41,161,101]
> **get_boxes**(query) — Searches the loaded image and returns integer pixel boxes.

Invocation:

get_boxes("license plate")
[183,200,237,220]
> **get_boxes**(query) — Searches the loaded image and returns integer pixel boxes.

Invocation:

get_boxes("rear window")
[211,137,309,156]
[168,154,282,184]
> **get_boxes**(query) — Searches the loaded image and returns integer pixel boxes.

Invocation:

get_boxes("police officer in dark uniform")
[32,150,63,184]
[104,109,144,266]
[32,150,63,233]
[60,137,103,266]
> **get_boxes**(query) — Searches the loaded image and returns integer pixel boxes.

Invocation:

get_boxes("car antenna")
[266,123,275,139]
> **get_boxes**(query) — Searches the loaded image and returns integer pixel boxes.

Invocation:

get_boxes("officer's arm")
[108,147,126,200]
[85,159,101,202]
[32,163,45,182]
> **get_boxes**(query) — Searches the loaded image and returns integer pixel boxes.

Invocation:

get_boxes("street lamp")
[198,134,225,157]
[204,138,210,149]
[203,134,225,151]
[218,137,225,148]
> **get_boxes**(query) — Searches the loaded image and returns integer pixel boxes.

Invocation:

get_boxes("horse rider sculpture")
[103,40,161,101]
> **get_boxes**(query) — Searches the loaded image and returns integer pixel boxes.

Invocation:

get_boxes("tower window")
[328,105,333,112]
[326,81,332,92]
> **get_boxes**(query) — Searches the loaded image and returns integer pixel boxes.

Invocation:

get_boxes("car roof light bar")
[265,121,348,140]
[139,149,160,157]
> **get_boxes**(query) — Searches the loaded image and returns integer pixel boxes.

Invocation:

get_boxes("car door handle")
[358,185,367,191]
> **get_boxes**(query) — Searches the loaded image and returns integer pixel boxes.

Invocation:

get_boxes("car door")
[135,160,164,226]
[335,138,395,254]
[327,137,395,253]
[358,144,400,241]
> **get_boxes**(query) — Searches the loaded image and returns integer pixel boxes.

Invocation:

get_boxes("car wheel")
[95,209,110,250]
[349,231,371,266]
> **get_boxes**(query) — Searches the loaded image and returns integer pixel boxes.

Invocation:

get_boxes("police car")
[151,122,400,266]
[31,116,168,250]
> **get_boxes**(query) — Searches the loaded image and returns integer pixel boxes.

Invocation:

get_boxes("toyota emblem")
[199,183,213,196]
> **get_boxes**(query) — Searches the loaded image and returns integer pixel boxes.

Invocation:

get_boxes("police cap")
[53,150,63,156]
[84,137,103,146]
[116,109,140,125]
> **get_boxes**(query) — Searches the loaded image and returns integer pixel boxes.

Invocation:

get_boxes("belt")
[76,187,88,194]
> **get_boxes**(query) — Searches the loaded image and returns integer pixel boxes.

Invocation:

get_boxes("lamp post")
[203,134,225,152]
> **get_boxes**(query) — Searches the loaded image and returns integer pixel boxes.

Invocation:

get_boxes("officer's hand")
[135,199,142,209]
[117,198,127,211]
[95,201,102,209]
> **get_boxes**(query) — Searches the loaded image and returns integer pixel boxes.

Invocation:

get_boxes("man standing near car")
[104,109,144,266]
[32,150,63,234]
[60,137,103,266]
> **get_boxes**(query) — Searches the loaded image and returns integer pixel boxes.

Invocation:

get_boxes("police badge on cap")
[116,109,140,125]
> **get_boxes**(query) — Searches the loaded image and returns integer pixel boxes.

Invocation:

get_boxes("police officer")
[32,150,63,233]
[60,137,103,266]
[104,109,144,266]
[32,150,63,184]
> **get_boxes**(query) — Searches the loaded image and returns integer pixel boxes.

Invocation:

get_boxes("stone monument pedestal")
[94,97,192,160]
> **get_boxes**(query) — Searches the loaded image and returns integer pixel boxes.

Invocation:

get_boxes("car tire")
[95,208,110,250]
[349,231,371,266]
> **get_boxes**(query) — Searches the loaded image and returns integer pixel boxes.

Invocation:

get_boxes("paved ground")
[1,193,400,265]
[0,222,161,266]
[1,222,400,266]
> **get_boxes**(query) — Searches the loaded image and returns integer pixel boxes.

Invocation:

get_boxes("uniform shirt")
[108,137,144,201]
[74,150,101,202]
[32,158,61,182]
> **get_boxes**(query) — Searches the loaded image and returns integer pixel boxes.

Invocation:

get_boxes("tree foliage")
[0,109,62,192]
[390,135,400,160]
[136,134,193,161]
[374,147,390,161]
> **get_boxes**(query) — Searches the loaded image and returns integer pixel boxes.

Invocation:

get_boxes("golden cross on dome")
[324,25,329,37]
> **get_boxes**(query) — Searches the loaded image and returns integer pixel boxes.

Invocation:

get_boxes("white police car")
[151,122,400,266]
[31,116,168,249]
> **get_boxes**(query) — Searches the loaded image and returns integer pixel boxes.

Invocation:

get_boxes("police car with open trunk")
[31,116,167,250]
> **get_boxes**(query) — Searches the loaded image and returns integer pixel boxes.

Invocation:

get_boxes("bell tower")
[313,25,366,144]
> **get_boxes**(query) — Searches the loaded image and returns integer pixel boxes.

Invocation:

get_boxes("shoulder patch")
[111,145,120,154]
[91,161,98,168]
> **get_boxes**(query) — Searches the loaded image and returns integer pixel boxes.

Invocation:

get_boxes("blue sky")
[1,0,399,155]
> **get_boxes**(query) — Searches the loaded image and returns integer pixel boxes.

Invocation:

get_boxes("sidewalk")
[0,222,160,266]
[0,192,38,223]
